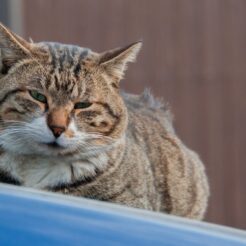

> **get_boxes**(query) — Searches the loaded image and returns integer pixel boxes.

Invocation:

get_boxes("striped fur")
[0,23,209,220]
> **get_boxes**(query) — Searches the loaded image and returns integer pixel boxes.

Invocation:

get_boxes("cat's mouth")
[40,141,79,155]
[39,141,81,156]
[42,141,65,149]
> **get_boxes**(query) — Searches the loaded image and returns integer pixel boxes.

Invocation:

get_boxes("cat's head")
[0,23,141,157]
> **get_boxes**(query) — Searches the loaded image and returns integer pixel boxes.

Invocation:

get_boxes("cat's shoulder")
[121,89,174,132]
[121,89,171,118]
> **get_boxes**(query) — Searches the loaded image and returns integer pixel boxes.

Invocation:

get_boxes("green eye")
[74,102,92,109]
[29,90,47,103]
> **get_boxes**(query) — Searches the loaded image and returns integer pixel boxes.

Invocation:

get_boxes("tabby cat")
[0,23,209,219]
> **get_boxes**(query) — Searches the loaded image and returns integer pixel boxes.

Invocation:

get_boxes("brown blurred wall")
[4,0,246,229]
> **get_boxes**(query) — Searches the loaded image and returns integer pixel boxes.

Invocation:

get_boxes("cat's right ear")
[0,22,31,75]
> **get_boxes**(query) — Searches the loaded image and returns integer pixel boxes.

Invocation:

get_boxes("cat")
[0,22,209,220]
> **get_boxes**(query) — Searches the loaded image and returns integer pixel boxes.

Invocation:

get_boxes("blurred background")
[0,0,245,230]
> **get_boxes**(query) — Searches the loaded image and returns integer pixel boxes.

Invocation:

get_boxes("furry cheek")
[64,129,74,138]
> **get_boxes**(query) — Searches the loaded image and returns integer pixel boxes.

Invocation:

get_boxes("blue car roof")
[0,184,245,246]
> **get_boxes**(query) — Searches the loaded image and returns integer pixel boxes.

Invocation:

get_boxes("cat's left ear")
[99,41,142,81]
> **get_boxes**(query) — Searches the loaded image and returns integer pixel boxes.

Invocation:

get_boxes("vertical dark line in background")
[0,0,10,25]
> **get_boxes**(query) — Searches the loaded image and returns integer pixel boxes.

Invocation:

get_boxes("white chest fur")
[0,152,108,189]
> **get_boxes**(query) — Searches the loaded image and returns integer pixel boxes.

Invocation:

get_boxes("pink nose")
[49,125,65,138]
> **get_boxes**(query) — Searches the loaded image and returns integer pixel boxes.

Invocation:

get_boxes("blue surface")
[0,185,245,246]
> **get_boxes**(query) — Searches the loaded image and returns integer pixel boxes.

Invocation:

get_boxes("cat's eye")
[29,90,47,103]
[74,102,92,109]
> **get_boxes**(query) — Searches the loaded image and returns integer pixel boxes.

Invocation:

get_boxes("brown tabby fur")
[0,23,209,219]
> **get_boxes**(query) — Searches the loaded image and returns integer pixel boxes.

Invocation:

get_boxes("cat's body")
[0,23,209,219]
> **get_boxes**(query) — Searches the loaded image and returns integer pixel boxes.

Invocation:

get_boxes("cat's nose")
[49,125,65,138]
